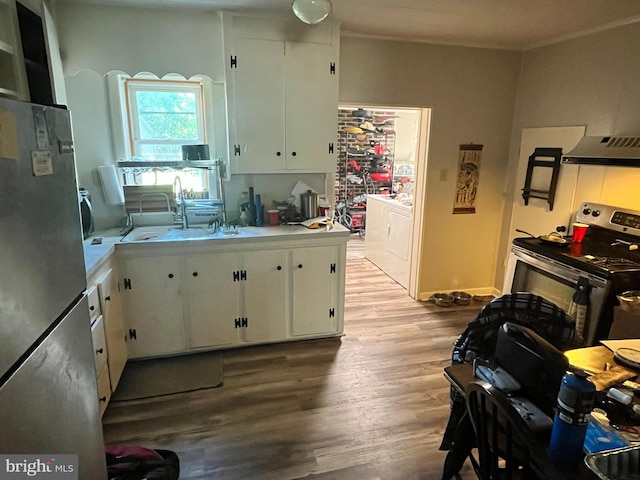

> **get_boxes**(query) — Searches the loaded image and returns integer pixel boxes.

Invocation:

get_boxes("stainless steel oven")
[503,202,640,346]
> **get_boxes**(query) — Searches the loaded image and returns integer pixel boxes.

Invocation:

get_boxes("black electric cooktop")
[513,233,640,277]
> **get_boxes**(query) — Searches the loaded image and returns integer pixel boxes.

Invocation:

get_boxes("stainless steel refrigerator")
[0,98,107,478]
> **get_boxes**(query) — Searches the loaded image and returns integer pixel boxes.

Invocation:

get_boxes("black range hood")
[562,135,640,166]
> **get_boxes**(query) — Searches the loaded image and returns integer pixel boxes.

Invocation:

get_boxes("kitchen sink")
[119,225,275,243]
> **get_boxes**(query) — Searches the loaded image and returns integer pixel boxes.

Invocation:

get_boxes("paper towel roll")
[98,165,125,205]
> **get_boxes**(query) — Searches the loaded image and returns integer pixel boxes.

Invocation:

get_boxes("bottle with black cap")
[548,368,595,469]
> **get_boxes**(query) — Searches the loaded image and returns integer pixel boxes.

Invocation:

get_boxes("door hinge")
[234,317,248,328]
[124,278,132,289]
[330,263,336,274]
[329,308,335,318]
[128,328,137,340]
[230,55,237,69]
[234,144,241,156]
[330,62,336,75]
[233,270,247,282]
[329,143,334,154]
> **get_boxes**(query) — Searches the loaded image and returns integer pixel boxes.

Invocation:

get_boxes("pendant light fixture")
[292,0,332,24]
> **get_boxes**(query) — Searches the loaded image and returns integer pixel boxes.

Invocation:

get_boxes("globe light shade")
[292,0,332,24]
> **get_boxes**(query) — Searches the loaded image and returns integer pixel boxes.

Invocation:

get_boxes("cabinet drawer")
[91,315,107,375]
[87,285,101,323]
[96,364,111,416]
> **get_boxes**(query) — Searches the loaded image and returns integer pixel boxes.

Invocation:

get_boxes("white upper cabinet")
[0,0,64,104]
[223,14,339,174]
[227,38,286,173]
[0,0,27,99]
[284,41,338,171]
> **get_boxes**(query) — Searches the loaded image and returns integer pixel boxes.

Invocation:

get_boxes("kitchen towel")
[98,164,125,205]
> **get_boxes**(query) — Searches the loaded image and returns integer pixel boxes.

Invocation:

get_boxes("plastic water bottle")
[548,370,595,469]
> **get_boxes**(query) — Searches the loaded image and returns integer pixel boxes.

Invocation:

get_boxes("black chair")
[439,293,583,480]
[465,381,562,480]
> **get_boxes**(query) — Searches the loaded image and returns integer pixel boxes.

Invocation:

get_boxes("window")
[118,76,211,194]
[125,78,205,161]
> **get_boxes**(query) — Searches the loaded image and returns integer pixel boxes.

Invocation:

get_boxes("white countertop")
[83,223,350,279]
[367,194,413,212]
[83,228,125,279]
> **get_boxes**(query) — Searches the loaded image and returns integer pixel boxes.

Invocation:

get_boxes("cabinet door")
[0,0,28,99]
[285,41,338,172]
[291,245,341,336]
[228,38,285,173]
[91,314,108,376]
[96,364,111,417]
[185,253,243,348]
[242,250,288,343]
[119,255,185,358]
[97,268,127,391]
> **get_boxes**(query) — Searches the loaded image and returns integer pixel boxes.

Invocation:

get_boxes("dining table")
[443,344,640,480]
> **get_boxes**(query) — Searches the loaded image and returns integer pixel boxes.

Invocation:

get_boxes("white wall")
[56,2,225,81]
[340,36,522,298]
[498,22,640,289]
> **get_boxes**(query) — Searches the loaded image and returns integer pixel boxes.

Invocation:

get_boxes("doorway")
[335,104,430,299]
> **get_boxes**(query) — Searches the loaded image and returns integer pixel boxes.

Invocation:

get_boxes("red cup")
[267,209,279,226]
[570,242,583,257]
[572,223,589,243]
[318,205,330,217]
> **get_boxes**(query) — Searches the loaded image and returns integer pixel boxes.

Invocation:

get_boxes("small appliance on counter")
[300,190,319,220]
[79,187,94,238]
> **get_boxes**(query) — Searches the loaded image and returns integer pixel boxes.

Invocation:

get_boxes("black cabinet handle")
[100,396,107,402]
[89,305,95,311]
[298,264,303,269]
[276,151,281,156]
[292,151,297,156]
[277,266,282,270]
[105,296,111,301]
[193,272,198,277]
[168,273,174,278]
[96,348,103,354]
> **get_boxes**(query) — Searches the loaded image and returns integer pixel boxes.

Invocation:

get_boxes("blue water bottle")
[255,194,262,226]
[548,370,595,469]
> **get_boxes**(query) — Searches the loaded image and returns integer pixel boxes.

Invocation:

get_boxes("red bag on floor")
[105,445,179,480]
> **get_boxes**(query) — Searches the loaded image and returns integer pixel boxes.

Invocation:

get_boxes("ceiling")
[69,0,640,50]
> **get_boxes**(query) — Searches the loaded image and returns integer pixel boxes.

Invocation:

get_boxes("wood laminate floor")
[102,236,482,479]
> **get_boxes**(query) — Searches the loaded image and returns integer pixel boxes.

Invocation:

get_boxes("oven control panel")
[577,202,640,237]
[611,211,640,230]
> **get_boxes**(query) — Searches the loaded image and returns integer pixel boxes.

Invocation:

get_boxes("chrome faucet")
[173,176,188,228]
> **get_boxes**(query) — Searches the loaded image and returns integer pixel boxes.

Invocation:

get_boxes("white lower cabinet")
[87,259,128,415]
[119,255,186,359]
[90,313,110,416]
[117,238,346,358]
[291,246,341,336]
[241,250,289,343]
[186,252,243,348]
[97,268,127,390]
[186,249,288,348]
